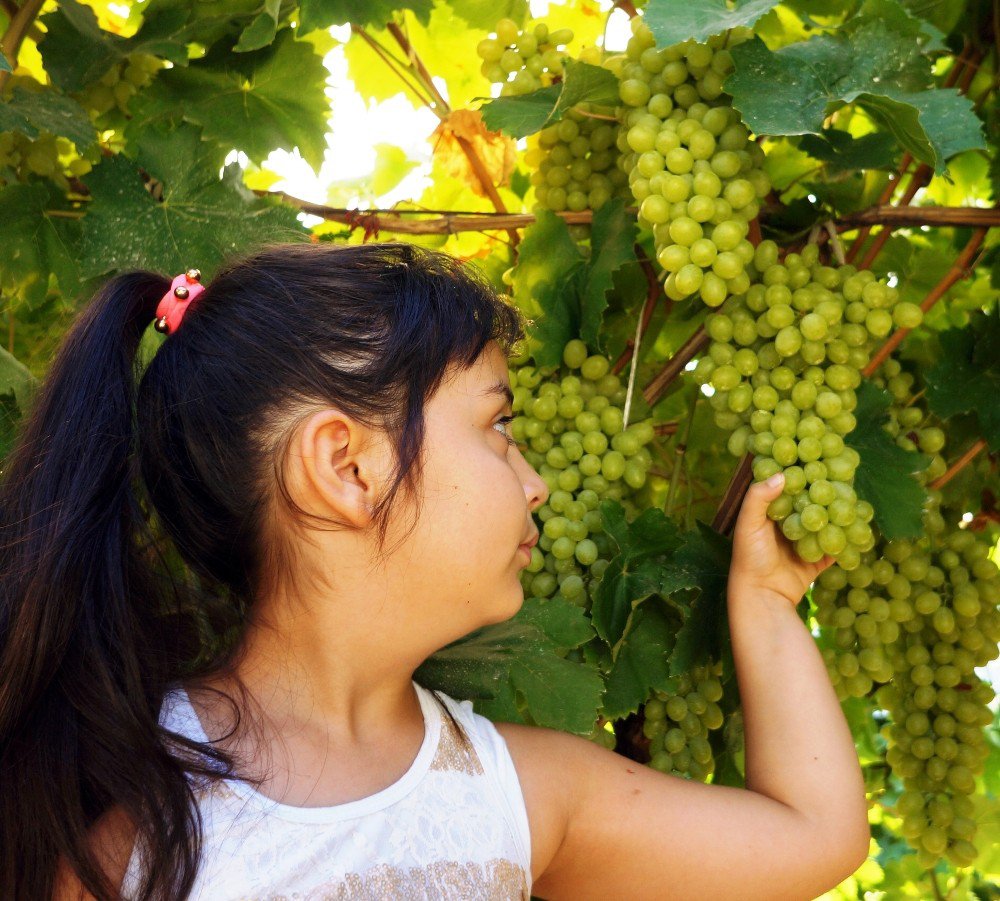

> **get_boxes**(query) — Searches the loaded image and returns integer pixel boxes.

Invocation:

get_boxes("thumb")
[737,471,785,531]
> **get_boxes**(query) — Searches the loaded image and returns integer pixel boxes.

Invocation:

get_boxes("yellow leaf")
[430,108,516,199]
[242,167,285,192]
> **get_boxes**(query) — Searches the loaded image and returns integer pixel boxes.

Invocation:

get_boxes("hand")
[730,472,835,607]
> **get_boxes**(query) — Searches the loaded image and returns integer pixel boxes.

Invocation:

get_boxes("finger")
[735,472,785,532]
[814,554,836,575]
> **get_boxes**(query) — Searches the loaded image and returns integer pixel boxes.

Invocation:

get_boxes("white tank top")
[121,680,533,899]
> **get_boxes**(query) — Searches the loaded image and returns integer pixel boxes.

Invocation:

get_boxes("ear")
[289,408,380,529]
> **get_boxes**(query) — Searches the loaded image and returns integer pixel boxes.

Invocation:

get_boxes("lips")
[520,531,539,551]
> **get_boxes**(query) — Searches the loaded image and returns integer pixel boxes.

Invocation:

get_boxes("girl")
[0,241,869,901]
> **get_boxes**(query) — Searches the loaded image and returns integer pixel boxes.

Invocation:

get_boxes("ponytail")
[0,272,203,900]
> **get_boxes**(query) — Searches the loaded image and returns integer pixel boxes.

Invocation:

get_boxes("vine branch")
[642,325,709,408]
[0,0,47,93]
[249,194,1000,236]
[929,438,988,490]
[862,227,988,376]
[711,454,754,536]
[384,19,519,246]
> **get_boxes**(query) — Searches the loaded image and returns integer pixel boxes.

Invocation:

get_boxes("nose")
[521,458,548,513]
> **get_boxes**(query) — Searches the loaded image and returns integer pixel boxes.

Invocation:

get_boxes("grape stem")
[350,27,438,110]
[862,227,989,376]
[571,108,620,122]
[620,278,650,430]
[0,0,46,93]
[665,390,698,517]
[927,868,946,901]
[642,324,709,408]
[929,438,988,490]
[711,453,753,536]
[612,244,667,379]
[613,0,640,19]
[0,0,43,50]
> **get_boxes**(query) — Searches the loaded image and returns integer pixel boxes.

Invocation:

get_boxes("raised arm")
[498,473,870,901]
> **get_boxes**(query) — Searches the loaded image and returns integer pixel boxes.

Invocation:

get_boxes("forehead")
[444,342,514,405]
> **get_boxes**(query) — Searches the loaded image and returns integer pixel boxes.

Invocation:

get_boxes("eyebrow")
[481,380,514,408]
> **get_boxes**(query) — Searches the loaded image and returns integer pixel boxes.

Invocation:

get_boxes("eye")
[493,415,517,447]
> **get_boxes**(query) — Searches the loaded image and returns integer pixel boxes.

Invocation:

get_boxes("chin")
[479,583,526,627]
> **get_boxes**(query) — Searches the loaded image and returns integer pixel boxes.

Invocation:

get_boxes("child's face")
[403,340,548,644]
[275,338,549,664]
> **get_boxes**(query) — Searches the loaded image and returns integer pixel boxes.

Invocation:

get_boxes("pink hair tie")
[154,268,204,335]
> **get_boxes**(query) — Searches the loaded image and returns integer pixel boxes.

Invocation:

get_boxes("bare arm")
[726,472,869,841]
[500,474,870,900]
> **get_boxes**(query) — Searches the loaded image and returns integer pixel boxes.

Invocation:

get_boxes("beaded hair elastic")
[154,268,204,335]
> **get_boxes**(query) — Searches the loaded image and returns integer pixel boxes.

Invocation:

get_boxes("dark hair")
[0,240,526,900]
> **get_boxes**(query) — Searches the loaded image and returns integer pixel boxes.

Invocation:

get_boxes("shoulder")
[491,719,602,889]
[52,806,139,901]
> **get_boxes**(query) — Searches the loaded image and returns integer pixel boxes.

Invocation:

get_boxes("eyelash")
[494,415,517,447]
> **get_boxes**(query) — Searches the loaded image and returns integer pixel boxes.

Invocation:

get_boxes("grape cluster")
[477,19,573,96]
[510,338,657,607]
[873,358,948,485]
[692,240,924,569]
[815,519,1000,868]
[613,20,770,306]
[525,103,628,213]
[641,660,725,781]
[0,130,92,187]
[75,53,162,120]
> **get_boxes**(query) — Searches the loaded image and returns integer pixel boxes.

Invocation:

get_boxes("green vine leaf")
[297,0,433,33]
[925,307,1000,452]
[124,27,332,171]
[416,607,604,734]
[643,0,780,46]
[77,122,306,279]
[479,60,618,138]
[0,51,12,73]
[591,501,684,647]
[726,19,984,172]
[0,181,85,308]
[602,601,678,720]
[660,522,732,677]
[0,85,98,154]
[38,0,202,92]
[846,381,931,539]
[510,210,585,368]
[446,0,529,30]
[478,85,562,138]
[798,130,899,174]
[0,345,38,418]
[234,0,283,52]
[581,199,639,351]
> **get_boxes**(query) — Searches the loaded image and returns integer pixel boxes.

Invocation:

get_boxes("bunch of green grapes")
[510,338,657,607]
[641,660,725,780]
[810,361,955,698]
[872,358,948,485]
[811,496,946,701]
[525,102,629,213]
[0,129,93,188]
[75,53,163,120]
[691,240,924,569]
[477,18,573,96]
[876,530,998,868]
[612,19,770,306]
[812,486,1000,869]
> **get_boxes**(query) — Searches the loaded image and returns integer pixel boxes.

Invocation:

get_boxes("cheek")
[432,441,526,551]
